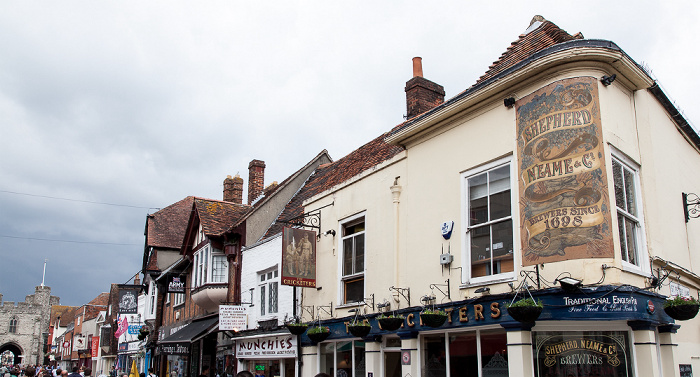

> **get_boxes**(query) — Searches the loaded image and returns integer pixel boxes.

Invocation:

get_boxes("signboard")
[168,276,186,294]
[219,305,247,331]
[74,335,87,350]
[281,227,317,287]
[516,77,613,265]
[128,325,142,335]
[91,337,99,358]
[118,285,140,314]
[534,331,632,377]
[236,335,297,358]
[159,343,190,355]
[670,282,691,298]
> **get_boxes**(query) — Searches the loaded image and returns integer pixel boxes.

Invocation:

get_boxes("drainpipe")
[390,177,402,286]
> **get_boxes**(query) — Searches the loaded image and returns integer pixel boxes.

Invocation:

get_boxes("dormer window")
[192,244,228,288]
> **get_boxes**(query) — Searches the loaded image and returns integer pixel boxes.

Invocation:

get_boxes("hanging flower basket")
[664,297,699,321]
[348,322,372,338]
[420,310,448,328]
[377,315,405,331]
[507,298,543,323]
[307,326,331,342]
[286,323,309,335]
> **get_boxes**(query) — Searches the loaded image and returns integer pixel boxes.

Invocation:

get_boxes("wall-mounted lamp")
[504,97,516,108]
[420,295,436,303]
[324,229,336,237]
[601,74,616,86]
[556,277,582,292]
[474,287,490,294]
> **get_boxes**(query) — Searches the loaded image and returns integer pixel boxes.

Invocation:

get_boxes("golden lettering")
[459,306,468,322]
[406,313,415,327]
[490,302,500,318]
[474,304,484,320]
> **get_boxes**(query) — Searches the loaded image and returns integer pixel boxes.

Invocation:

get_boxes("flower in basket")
[285,321,309,335]
[307,325,330,335]
[348,320,372,337]
[663,296,699,321]
[420,309,448,328]
[377,314,405,331]
[506,298,543,323]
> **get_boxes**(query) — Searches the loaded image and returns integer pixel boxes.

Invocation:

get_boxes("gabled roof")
[50,305,78,327]
[262,133,403,239]
[84,292,109,321]
[193,198,251,237]
[474,15,583,86]
[146,196,195,250]
[58,307,78,327]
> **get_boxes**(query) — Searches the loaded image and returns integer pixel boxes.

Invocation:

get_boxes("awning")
[160,316,219,344]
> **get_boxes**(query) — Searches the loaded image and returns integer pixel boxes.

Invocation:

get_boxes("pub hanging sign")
[281,227,317,288]
[118,285,140,314]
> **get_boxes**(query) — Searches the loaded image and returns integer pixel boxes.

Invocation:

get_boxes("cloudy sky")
[1,1,698,307]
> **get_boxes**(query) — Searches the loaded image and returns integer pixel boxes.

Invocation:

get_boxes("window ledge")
[336,302,365,310]
[621,263,651,278]
[460,275,516,290]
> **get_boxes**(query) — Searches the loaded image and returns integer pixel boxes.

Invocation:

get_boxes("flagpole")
[41,259,48,287]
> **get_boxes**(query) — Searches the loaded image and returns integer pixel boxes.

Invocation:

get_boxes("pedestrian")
[23,368,35,377]
[147,369,156,377]
[67,368,81,377]
[83,369,91,377]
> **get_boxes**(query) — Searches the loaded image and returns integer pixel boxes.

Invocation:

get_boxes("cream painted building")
[287,16,700,377]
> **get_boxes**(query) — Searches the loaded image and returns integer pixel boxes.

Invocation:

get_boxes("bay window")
[192,244,228,288]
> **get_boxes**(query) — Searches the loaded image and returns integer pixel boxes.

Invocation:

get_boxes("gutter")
[647,83,700,151]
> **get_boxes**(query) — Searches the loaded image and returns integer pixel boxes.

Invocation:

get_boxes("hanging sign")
[516,77,613,265]
[118,285,140,314]
[281,227,317,287]
[219,305,247,331]
[91,337,99,358]
[168,276,186,294]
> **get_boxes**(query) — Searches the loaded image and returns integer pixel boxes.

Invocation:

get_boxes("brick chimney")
[248,160,266,204]
[405,57,445,120]
[223,174,244,204]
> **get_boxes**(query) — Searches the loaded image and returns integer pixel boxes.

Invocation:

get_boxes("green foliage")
[421,309,447,316]
[307,326,330,335]
[507,298,543,308]
[664,296,699,308]
[377,313,405,320]
[349,320,370,327]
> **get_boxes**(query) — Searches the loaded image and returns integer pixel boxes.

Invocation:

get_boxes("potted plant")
[420,309,448,328]
[664,296,699,321]
[348,320,372,338]
[307,326,331,342]
[377,314,405,331]
[285,321,309,335]
[507,298,543,323]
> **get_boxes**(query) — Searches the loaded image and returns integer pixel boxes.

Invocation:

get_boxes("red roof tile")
[194,198,251,237]
[147,196,195,250]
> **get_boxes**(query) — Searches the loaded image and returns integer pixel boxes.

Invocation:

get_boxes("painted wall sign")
[219,305,247,331]
[236,335,297,358]
[159,343,190,355]
[281,227,317,287]
[534,331,632,377]
[516,77,613,264]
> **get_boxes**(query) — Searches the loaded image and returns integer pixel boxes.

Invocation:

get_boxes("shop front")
[117,341,141,374]
[157,316,219,377]
[235,332,298,377]
[300,286,676,377]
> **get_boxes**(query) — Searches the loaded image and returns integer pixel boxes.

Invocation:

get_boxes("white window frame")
[191,244,228,288]
[258,267,279,317]
[173,292,185,307]
[338,212,366,305]
[148,281,158,317]
[461,156,516,286]
[610,150,647,274]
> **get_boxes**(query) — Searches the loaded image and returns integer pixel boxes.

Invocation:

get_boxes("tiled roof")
[194,198,251,237]
[50,305,77,326]
[58,307,78,327]
[147,196,195,249]
[84,292,109,321]
[262,133,403,239]
[474,16,583,85]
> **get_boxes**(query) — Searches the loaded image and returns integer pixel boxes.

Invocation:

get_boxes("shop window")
[192,245,228,288]
[259,268,279,316]
[319,340,366,377]
[533,331,632,377]
[8,317,17,333]
[422,330,508,377]
[340,214,365,304]
[612,155,644,268]
[463,158,514,283]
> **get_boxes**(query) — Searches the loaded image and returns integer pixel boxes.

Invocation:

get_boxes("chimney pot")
[224,174,244,204]
[412,57,423,78]
[248,160,266,205]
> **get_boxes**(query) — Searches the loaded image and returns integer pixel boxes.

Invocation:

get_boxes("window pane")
[337,341,352,377]
[624,168,636,216]
[354,341,366,377]
[624,217,638,265]
[492,220,514,274]
[260,285,266,315]
[319,343,335,377]
[490,190,511,221]
[471,226,491,278]
[617,214,629,263]
[480,330,508,376]
[449,332,478,377]
[422,334,446,377]
[469,172,488,226]
[613,160,625,210]
[355,234,365,272]
[269,282,278,314]
[343,238,354,276]
[345,278,364,303]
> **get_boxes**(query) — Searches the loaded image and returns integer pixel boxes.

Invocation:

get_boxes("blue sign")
[128,325,142,335]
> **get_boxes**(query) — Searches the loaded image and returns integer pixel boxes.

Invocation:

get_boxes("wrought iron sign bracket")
[429,279,451,302]
[278,202,334,231]
[362,294,375,311]
[300,305,315,320]
[683,193,700,223]
[389,286,411,307]
[316,302,333,318]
